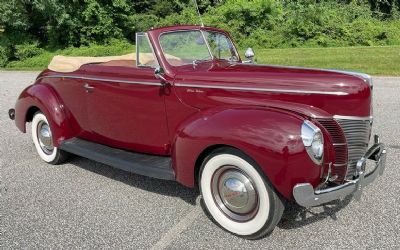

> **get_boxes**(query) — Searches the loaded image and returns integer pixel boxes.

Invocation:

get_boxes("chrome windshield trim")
[175,83,349,95]
[38,75,162,86]
[333,115,373,121]
[200,30,214,61]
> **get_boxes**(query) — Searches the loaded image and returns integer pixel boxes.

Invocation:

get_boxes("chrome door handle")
[84,83,94,93]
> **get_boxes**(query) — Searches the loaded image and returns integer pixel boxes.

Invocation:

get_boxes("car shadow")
[66,155,353,229]
[277,197,353,230]
[67,155,199,205]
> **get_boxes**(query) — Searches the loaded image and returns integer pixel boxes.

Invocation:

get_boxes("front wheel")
[199,148,284,239]
[31,112,68,164]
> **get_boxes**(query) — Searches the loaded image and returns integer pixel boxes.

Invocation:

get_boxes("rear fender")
[14,83,74,146]
[172,106,322,200]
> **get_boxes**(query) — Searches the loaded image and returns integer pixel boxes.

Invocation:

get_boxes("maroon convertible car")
[9,25,386,239]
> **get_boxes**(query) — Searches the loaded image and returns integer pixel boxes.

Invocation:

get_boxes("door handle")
[84,83,94,93]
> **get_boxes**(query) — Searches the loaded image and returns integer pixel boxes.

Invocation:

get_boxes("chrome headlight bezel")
[301,120,324,165]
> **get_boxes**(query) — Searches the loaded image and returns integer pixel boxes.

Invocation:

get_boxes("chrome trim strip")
[175,83,348,95]
[38,75,162,86]
[39,76,357,95]
[333,115,373,121]
[333,163,347,167]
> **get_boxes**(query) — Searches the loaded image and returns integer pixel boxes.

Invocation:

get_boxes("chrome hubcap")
[37,120,54,155]
[211,166,259,222]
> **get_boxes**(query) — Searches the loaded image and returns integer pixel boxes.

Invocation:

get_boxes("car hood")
[172,61,372,118]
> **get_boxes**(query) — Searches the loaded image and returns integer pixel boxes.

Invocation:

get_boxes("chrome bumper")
[293,136,386,207]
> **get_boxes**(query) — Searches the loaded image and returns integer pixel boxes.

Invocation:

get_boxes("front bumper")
[293,136,386,207]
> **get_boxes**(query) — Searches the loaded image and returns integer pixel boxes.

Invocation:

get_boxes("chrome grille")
[335,118,371,179]
[317,119,348,183]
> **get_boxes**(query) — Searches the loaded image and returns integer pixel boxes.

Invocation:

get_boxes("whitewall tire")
[199,147,284,239]
[31,112,68,164]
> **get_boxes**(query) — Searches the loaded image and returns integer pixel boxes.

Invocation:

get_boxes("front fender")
[14,83,74,146]
[172,106,322,200]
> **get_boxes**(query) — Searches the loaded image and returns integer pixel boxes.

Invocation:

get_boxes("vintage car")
[9,25,386,239]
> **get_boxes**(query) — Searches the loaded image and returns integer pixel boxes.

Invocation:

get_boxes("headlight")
[301,120,324,165]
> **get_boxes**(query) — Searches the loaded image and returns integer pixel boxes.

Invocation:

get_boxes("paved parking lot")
[1,71,399,249]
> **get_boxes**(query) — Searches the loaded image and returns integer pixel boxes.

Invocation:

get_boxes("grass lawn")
[2,45,400,76]
[253,46,400,76]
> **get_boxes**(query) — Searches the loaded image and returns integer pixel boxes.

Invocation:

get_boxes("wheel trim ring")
[211,165,260,222]
[36,120,54,155]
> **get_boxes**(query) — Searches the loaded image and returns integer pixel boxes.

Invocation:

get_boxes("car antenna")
[193,0,204,27]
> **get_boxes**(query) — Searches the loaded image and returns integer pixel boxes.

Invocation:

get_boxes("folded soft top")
[48,53,155,73]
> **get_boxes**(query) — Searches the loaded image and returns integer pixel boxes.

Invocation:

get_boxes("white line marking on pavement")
[150,205,202,250]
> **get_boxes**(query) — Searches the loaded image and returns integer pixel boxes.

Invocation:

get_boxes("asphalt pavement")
[0,71,399,249]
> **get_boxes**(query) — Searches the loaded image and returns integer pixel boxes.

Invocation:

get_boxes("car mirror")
[244,48,255,63]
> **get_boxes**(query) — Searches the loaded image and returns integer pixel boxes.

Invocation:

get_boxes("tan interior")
[99,60,136,68]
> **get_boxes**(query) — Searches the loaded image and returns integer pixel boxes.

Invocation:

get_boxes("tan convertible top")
[48,53,155,73]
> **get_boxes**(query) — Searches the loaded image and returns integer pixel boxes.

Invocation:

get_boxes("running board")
[59,138,175,180]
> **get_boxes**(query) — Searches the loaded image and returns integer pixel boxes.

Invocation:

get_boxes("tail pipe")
[8,109,15,120]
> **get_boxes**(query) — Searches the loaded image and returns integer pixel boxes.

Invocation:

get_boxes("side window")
[136,33,158,68]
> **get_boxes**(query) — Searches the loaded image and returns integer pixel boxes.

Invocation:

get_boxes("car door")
[47,77,91,136]
[84,65,170,155]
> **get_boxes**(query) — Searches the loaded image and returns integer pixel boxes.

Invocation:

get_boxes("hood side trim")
[175,83,348,96]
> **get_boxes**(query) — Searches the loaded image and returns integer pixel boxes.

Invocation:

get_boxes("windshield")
[159,30,238,66]
[203,31,238,61]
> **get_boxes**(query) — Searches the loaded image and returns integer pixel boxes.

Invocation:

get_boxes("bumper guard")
[9,108,15,120]
[293,135,386,207]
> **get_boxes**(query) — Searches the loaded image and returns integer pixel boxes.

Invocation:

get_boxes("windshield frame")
[158,28,240,67]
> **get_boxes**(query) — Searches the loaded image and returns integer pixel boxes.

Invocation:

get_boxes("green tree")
[0,0,399,67]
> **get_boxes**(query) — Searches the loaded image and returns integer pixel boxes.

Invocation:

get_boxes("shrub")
[0,46,8,67]
[1,0,400,69]
[383,20,400,45]
[124,14,159,41]
[14,42,44,60]
[50,39,134,58]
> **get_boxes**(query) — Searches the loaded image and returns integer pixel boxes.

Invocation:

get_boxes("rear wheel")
[31,112,68,164]
[199,147,284,239]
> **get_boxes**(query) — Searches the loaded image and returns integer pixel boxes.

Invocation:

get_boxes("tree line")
[1,0,399,66]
